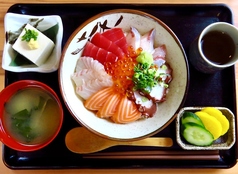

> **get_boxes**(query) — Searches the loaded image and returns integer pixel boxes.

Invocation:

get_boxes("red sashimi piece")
[102,28,129,55]
[82,41,118,65]
[91,33,125,59]
[111,95,142,124]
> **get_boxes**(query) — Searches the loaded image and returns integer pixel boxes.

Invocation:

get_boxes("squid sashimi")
[126,27,141,50]
[84,87,114,110]
[97,92,122,118]
[82,41,118,65]
[102,28,129,55]
[140,29,155,54]
[91,32,125,59]
[111,95,142,124]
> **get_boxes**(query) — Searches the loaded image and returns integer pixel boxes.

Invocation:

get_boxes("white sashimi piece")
[149,83,166,102]
[126,27,141,50]
[154,58,166,67]
[156,68,168,81]
[75,56,104,72]
[72,57,113,100]
[140,29,155,53]
[76,79,113,100]
[134,91,153,108]
[71,69,97,86]
[153,45,166,60]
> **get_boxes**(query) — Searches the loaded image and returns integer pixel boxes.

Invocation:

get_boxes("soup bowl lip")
[0,80,64,152]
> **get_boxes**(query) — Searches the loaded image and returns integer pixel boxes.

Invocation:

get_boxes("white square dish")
[2,13,63,73]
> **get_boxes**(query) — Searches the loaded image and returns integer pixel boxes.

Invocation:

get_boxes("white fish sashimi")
[140,29,155,54]
[153,45,166,60]
[72,57,113,100]
[126,27,141,50]
[76,79,112,100]
[75,56,104,72]
[153,45,167,67]
[71,69,97,86]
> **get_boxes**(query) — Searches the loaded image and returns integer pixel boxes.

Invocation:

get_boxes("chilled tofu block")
[12,24,55,66]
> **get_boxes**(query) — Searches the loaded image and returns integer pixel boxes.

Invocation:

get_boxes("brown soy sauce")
[201,30,235,65]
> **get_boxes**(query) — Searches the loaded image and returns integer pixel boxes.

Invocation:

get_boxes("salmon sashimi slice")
[82,41,118,65]
[111,95,142,124]
[91,33,125,59]
[102,28,129,55]
[84,87,115,110]
[96,92,122,118]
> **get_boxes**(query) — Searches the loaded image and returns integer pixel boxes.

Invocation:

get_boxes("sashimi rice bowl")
[59,9,189,141]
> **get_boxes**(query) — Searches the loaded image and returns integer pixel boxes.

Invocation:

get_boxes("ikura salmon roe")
[105,46,143,94]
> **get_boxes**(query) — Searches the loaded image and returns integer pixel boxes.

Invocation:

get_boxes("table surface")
[1,0,238,173]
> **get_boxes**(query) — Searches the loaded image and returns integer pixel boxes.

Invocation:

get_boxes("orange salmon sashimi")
[84,86,142,123]
[84,87,114,110]
[111,95,142,124]
[96,92,122,118]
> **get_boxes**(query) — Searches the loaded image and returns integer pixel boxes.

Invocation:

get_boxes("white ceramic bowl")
[59,9,189,141]
[3,13,63,73]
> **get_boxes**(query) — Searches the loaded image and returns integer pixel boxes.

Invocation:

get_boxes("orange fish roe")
[105,46,143,95]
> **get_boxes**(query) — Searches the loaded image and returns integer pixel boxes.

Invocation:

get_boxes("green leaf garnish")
[21,28,38,42]
[133,63,158,93]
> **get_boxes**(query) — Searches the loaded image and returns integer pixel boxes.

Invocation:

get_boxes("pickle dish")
[176,107,236,150]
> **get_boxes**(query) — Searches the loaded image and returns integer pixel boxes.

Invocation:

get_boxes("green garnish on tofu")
[21,28,38,42]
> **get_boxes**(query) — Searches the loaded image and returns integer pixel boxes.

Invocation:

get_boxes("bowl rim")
[59,9,190,141]
[0,80,64,151]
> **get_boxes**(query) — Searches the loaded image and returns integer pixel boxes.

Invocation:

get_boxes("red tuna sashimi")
[102,28,129,55]
[82,41,118,65]
[91,33,125,59]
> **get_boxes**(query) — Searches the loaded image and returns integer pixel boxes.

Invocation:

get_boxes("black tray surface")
[2,3,237,169]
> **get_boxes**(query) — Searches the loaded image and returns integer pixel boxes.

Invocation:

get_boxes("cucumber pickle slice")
[182,123,214,146]
[181,111,205,127]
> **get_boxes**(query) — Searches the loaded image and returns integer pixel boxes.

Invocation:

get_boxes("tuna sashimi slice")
[102,28,129,55]
[82,41,118,65]
[91,33,125,59]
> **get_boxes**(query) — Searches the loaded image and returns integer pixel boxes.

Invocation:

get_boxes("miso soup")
[3,87,61,145]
